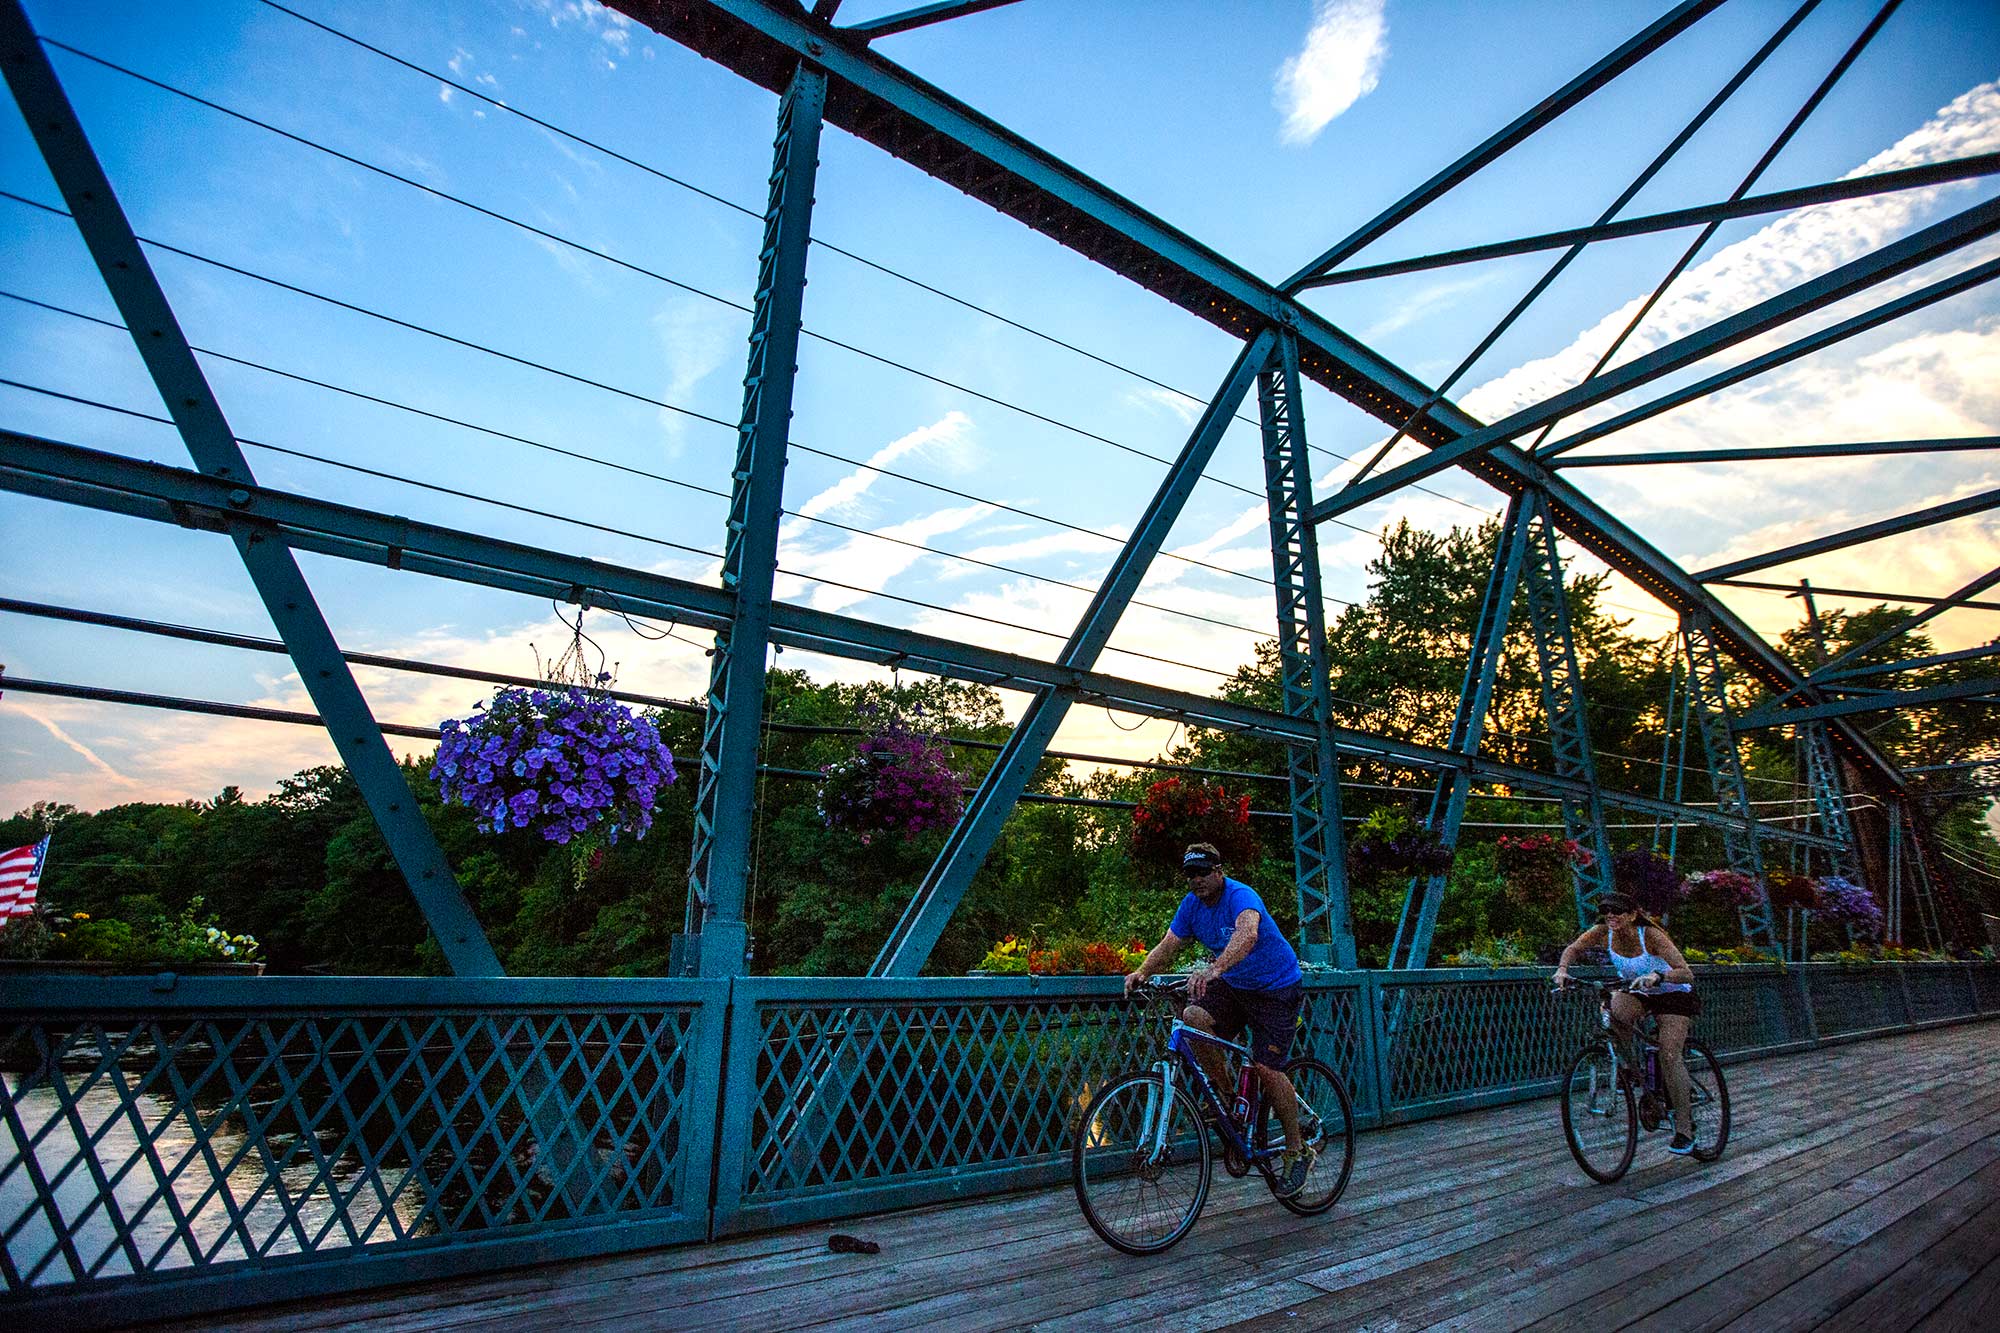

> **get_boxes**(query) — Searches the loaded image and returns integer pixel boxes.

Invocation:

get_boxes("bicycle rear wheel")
[1253,1056,1356,1215]
[1561,1042,1636,1183]
[1682,1040,1730,1162]
[1072,1069,1212,1255]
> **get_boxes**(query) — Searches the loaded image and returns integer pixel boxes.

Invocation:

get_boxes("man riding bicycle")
[1123,842,1313,1197]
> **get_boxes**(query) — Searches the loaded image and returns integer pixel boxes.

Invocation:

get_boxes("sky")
[2,0,1998,822]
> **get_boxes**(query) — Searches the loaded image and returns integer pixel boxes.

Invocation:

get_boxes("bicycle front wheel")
[1072,1069,1212,1255]
[1254,1056,1356,1216]
[1561,1042,1636,1183]
[1683,1040,1730,1162]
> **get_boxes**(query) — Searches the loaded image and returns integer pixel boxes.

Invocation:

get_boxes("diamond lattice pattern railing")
[0,1004,701,1291]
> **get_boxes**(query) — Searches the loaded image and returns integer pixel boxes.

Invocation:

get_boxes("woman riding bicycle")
[1552,892,1701,1156]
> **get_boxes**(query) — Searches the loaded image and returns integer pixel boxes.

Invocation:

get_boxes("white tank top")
[1608,926,1692,993]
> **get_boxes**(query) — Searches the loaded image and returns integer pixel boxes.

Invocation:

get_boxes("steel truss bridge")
[2,0,1998,1325]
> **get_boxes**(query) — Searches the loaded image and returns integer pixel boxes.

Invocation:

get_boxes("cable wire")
[248,0,1500,522]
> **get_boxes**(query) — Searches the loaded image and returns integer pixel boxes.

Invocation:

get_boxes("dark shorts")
[1635,988,1701,1018]
[1193,978,1303,1068]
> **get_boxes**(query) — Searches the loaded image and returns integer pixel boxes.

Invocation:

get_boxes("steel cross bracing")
[1682,612,1778,949]
[870,331,1278,976]
[1256,331,1355,968]
[0,0,500,976]
[678,62,828,979]
[610,0,1907,803]
[1518,491,1618,924]
[1390,492,1533,972]
[1801,721,1862,881]
[3,431,1881,856]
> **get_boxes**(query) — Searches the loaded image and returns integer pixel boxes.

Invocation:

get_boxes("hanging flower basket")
[1612,849,1687,917]
[433,684,676,846]
[1764,869,1822,912]
[1682,868,1764,909]
[1129,777,1257,874]
[1346,806,1451,882]
[817,719,963,843]
[1495,832,1595,898]
[1815,875,1884,941]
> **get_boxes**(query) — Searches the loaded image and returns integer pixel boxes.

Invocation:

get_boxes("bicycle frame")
[1136,1018,1279,1167]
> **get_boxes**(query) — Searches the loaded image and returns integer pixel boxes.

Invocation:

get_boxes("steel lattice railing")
[3,964,1995,1326]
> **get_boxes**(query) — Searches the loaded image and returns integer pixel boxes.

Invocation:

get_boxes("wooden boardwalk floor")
[149,1020,2000,1332]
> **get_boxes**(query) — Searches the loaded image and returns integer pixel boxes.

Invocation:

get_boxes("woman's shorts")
[1194,979,1303,1068]
[1635,988,1701,1018]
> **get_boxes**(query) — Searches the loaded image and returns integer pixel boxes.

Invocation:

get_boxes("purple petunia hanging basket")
[433,685,676,846]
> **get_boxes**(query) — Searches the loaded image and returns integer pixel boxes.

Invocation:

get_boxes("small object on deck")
[827,1233,880,1255]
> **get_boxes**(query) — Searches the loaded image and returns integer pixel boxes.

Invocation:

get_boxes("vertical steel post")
[676,64,827,978]
[0,0,499,974]
[1886,803,1903,942]
[872,330,1278,976]
[1681,611,1778,949]
[1256,331,1355,967]
[1517,490,1616,922]
[1388,491,1533,970]
[1801,721,1863,882]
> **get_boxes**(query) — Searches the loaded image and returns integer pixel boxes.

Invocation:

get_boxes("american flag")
[0,838,49,922]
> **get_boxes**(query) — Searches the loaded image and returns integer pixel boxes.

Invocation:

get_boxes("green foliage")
[11,518,1996,977]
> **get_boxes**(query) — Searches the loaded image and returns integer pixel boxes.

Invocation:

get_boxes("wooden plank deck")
[143,1021,2000,1332]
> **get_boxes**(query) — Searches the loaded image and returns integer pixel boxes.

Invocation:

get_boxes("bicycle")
[1557,979,1731,1183]
[1070,977,1356,1255]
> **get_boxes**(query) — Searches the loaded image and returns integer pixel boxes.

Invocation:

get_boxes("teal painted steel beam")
[1257,331,1355,967]
[1518,490,1617,927]
[1391,491,1533,971]
[1711,577,2000,614]
[1342,0,1815,487]
[1310,197,2000,522]
[0,0,499,975]
[1279,0,1723,290]
[1820,642,2000,683]
[870,330,1277,976]
[1683,613,1776,949]
[842,0,1023,40]
[0,429,1849,853]
[613,0,1909,800]
[1535,254,2000,461]
[679,63,827,978]
[1801,721,1862,881]
[1738,677,2000,728]
[1800,565,2000,685]
[1298,151,2000,288]
[1550,436,2000,468]
[1697,493,2000,583]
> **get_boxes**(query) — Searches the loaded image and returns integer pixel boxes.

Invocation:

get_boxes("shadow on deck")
[148,1020,2000,1332]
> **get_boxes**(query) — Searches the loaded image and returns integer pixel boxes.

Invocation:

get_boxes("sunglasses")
[1182,865,1217,879]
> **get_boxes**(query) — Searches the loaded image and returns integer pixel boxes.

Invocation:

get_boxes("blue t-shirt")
[1168,879,1301,991]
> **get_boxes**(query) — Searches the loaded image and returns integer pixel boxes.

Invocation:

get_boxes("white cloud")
[778,502,995,613]
[650,295,743,452]
[1125,385,1201,426]
[1274,0,1389,146]
[793,411,974,520]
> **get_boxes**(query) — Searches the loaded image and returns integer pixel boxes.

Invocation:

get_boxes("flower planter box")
[0,959,266,977]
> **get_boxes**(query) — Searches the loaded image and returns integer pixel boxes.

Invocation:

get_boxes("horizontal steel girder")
[1299,151,2000,288]
[1696,489,2000,582]
[610,0,1904,795]
[0,428,1841,850]
[1551,436,2000,467]
[1738,676,2000,728]
[1314,202,2000,505]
